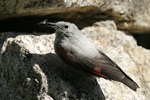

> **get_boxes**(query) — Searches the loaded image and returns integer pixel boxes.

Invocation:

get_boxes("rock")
[0,21,150,100]
[82,20,150,100]
[0,32,53,100]
[0,32,105,100]
[0,0,150,33]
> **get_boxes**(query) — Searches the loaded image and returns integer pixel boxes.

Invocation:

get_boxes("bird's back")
[55,32,101,59]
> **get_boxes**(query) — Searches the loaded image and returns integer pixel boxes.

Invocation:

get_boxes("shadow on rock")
[0,33,105,100]
[32,53,105,100]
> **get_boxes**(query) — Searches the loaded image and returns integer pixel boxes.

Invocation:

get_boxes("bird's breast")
[54,36,100,58]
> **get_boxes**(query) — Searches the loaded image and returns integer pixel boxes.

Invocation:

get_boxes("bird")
[38,20,139,91]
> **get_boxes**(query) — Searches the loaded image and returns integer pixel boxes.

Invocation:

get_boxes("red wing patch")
[57,46,109,79]
[57,46,78,66]
[91,67,108,79]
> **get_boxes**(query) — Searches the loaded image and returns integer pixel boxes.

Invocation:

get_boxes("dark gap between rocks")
[0,16,98,33]
[133,34,150,49]
[0,10,149,49]
[0,8,113,33]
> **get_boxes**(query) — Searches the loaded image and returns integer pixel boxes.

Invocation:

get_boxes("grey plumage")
[38,20,139,91]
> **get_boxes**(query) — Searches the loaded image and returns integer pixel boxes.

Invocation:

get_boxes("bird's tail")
[121,76,139,91]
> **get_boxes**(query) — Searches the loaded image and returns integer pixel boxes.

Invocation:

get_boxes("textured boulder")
[0,32,105,100]
[0,21,150,100]
[0,0,150,33]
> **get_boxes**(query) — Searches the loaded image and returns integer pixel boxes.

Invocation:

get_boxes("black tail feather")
[121,76,139,91]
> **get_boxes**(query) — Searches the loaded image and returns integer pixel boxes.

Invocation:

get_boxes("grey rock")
[0,0,150,33]
[0,32,104,100]
[0,21,150,99]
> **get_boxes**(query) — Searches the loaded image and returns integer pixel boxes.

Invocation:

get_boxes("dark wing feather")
[57,46,139,91]
[57,46,124,80]
[98,50,134,81]
[98,50,139,91]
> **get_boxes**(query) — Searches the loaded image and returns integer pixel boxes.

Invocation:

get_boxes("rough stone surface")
[0,0,150,33]
[0,32,105,100]
[0,33,53,100]
[0,21,150,100]
[83,21,150,100]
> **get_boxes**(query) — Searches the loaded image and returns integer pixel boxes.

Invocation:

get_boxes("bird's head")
[38,20,80,37]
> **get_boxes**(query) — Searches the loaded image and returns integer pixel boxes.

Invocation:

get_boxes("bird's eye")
[65,25,68,28]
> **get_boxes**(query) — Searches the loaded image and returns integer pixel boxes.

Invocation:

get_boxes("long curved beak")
[38,20,58,29]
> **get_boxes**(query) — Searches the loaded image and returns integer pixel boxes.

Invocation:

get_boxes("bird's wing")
[57,46,140,91]
[57,46,126,80]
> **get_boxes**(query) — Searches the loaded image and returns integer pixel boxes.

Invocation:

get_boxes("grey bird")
[38,20,139,91]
